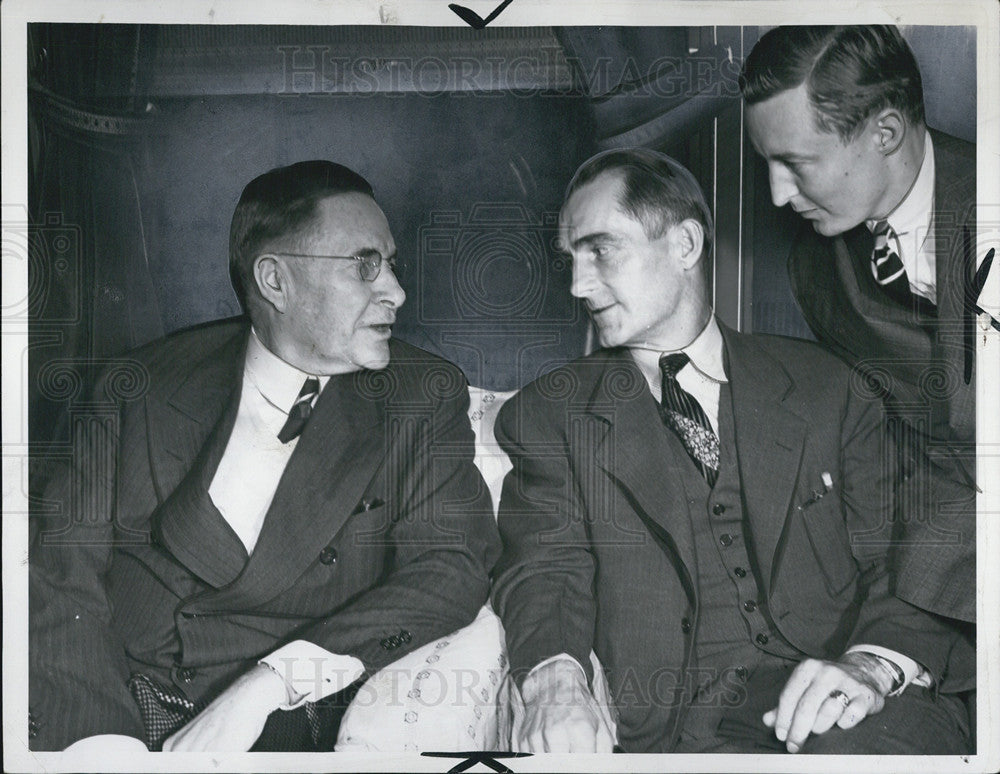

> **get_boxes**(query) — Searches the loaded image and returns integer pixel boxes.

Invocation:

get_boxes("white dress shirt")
[630,314,727,435]
[866,130,937,304]
[535,317,927,695]
[208,330,330,553]
[209,330,363,707]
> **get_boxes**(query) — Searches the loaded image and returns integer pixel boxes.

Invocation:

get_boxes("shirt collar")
[671,315,727,383]
[868,129,934,238]
[629,315,728,385]
[245,328,330,413]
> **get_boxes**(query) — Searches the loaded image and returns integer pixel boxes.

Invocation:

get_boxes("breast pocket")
[796,498,858,596]
[348,499,394,549]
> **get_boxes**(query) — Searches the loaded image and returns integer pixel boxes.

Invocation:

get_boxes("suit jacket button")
[735,666,748,680]
[320,547,337,565]
[712,503,726,515]
[743,600,757,612]
[719,533,734,547]
[756,633,769,645]
[380,638,392,650]
[734,566,747,578]
[178,667,197,683]
[681,618,692,634]
[400,630,412,643]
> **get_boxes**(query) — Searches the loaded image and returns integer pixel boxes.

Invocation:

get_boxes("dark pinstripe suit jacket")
[787,129,976,624]
[29,318,500,750]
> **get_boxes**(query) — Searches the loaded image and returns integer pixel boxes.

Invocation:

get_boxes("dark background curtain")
[26,24,976,454]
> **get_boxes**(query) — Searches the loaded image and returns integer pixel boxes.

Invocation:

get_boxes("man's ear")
[674,219,706,271]
[872,108,907,156]
[254,254,290,313]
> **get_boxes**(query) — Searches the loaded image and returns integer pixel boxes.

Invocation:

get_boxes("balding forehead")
[291,193,394,253]
[561,173,629,227]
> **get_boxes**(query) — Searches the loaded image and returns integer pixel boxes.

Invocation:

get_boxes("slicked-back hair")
[564,148,715,266]
[740,25,925,143]
[229,160,375,311]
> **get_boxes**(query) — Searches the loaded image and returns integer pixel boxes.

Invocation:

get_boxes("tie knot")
[658,352,690,380]
[873,219,894,238]
[278,377,321,444]
[295,377,321,405]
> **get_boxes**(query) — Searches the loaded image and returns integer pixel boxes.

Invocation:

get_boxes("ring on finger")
[827,689,851,709]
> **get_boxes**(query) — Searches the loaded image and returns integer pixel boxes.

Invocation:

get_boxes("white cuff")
[63,735,148,753]
[260,640,365,709]
[845,644,932,696]
[527,653,588,682]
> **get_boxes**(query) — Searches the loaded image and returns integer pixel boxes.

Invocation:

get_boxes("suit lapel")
[834,226,936,398]
[188,368,387,612]
[147,327,248,499]
[931,128,976,323]
[148,326,250,587]
[720,326,808,592]
[930,129,976,406]
[790,222,933,382]
[586,351,697,594]
[839,225,933,344]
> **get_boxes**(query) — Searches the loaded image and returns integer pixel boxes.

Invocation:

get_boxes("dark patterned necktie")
[870,219,911,303]
[658,353,719,487]
[277,377,320,443]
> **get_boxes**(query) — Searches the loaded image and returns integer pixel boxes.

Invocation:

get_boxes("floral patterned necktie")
[658,352,719,487]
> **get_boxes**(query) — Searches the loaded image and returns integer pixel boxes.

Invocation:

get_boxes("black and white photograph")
[3,1,998,771]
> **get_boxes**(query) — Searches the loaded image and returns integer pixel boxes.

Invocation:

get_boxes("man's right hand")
[162,664,289,752]
[515,658,614,753]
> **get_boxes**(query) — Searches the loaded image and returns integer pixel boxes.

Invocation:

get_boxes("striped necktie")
[870,219,910,302]
[277,377,320,443]
[658,353,719,487]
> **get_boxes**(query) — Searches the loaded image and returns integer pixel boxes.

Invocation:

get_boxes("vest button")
[756,633,769,645]
[743,599,757,612]
[735,666,748,680]
[719,533,734,547]
[712,503,726,515]
[320,547,338,565]
[681,617,692,634]
[734,566,747,578]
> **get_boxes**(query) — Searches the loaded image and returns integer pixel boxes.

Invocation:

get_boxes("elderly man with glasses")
[29,160,500,752]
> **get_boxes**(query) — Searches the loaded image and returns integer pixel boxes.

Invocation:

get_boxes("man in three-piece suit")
[29,160,500,752]
[491,149,969,754]
[741,25,977,626]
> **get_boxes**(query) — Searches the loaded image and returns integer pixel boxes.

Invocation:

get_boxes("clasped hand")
[162,664,290,752]
[515,659,615,753]
[762,651,894,753]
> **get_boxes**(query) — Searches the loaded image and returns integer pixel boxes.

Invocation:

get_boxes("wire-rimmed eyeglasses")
[260,250,396,282]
